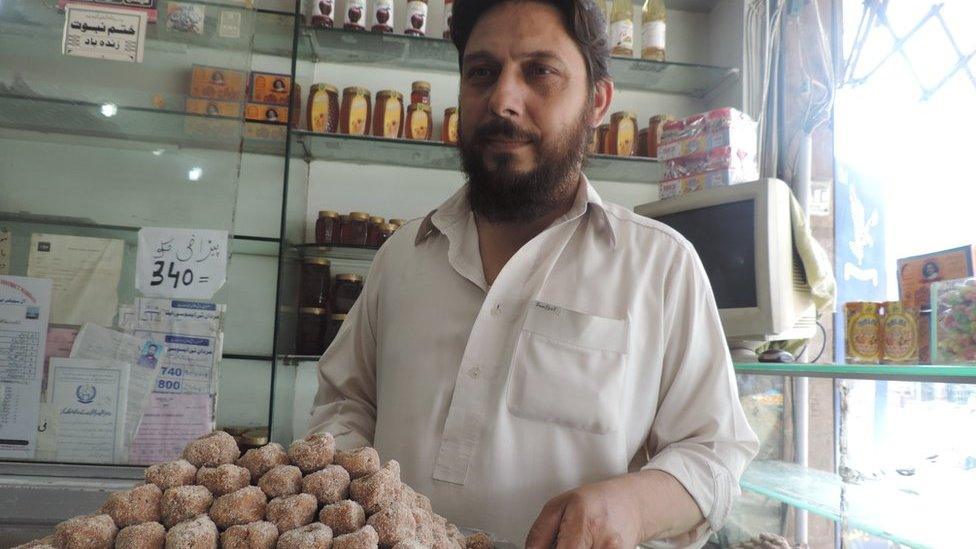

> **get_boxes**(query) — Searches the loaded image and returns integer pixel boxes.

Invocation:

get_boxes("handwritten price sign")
[136,228,228,299]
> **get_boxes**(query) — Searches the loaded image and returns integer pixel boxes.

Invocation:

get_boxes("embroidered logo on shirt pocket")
[507,302,629,435]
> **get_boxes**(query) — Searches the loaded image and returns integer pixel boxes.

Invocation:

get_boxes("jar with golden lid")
[608,111,637,156]
[315,210,340,245]
[308,84,339,134]
[388,218,407,228]
[339,212,370,246]
[366,216,387,248]
[372,90,404,138]
[340,87,372,136]
[405,103,432,140]
[411,81,431,106]
[405,0,429,36]
[333,274,365,314]
[297,307,329,355]
[300,257,332,308]
[442,107,459,145]
[378,223,397,246]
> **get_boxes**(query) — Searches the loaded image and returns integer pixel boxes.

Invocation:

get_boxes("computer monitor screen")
[654,200,757,309]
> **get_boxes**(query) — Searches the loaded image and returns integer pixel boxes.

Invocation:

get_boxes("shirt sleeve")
[641,241,759,539]
[306,253,382,450]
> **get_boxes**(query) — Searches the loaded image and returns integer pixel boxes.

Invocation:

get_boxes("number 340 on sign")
[137,227,228,299]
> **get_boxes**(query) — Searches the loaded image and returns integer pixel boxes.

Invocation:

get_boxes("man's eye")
[467,67,493,79]
[529,65,556,77]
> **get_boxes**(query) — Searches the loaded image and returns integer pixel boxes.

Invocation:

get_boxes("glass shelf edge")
[734,362,976,382]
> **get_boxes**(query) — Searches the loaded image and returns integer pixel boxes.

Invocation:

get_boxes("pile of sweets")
[15,431,495,549]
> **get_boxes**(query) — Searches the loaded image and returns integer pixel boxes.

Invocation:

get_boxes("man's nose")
[488,66,524,119]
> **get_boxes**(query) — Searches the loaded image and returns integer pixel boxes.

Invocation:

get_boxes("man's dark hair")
[450,0,611,85]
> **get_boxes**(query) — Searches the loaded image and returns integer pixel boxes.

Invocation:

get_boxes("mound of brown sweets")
[15,430,493,549]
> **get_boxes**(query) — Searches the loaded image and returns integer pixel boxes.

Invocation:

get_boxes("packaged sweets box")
[658,107,758,161]
[897,245,976,310]
[931,277,976,364]
[658,166,757,200]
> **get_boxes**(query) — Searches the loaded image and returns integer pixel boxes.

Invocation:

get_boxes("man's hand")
[524,470,705,549]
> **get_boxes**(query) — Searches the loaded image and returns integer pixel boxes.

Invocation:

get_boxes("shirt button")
[490,304,503,317]
[469,366,481,379]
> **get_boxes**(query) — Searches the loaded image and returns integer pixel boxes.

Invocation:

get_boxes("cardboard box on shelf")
[249,72,295,106]
[897,245,976,309]
[185,98,241,118]
[190,65,246,102]
[659,107,758,162]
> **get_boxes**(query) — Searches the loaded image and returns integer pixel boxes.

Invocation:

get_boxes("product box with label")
[249,72,295,106]
[58,0,158,22]
[245,103,292,124]
[190,65,246,102]
[658,167,754,200]
[185,98,241,118]
[659,108,757,162]
[897,245,976,309]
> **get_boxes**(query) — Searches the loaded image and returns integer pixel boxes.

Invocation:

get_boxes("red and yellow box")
[897,245,976,309]
[249,72,295,106]
[245,102,292,124]
[190,65,246,101]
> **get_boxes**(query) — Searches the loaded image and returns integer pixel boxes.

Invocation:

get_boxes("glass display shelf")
[0,93,287,156]
[293,243,380,263]
[734,362,976,383]
[302,27,737,97]
[295,131,662,184]
[742,460,969,549]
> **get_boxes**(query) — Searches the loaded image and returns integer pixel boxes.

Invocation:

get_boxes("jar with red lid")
[297,307,329,355]
[405,0,429,36]
[340,87,372,136]
[344,0,367,30]
[410,81,430,106]
[315,210,340,244]
[308,84,339,134]
[371,0,394,33]
[333,274,365,314]
[405,103,432,140]
[366,216,387,248]
[300,257,332,308]
[339,212,370,246]
[372,91,404,138]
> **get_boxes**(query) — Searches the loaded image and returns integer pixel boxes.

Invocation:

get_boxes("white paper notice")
[26,234,123,326]
[0,230,10,275]
[136,228,228,300]
[0,276,52,459]
[48,358,128,464]
[70,323,163,448]
[62,3,147,63]
[129,393,213,464]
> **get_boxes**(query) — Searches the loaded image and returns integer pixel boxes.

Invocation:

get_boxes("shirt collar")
[414,175,617,248]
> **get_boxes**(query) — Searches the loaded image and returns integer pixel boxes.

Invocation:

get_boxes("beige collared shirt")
[308,178,758,546]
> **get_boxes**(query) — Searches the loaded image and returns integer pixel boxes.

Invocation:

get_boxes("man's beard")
[459,110,591,224]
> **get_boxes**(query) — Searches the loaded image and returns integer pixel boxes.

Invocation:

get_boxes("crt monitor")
[634,178,816,341]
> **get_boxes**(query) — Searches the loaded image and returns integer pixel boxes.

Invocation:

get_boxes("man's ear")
[589,78,614,128]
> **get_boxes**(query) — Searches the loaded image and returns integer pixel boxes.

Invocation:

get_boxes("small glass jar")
[315,210,340,245]
[300,257,332,308]
[366,216,387,248]
[405,0,429,36]
[597,124,610,154]
[308,84,340,134]
[340,87,372,136]
[297,307,329,355]
[647,114,673,158]
[442,107,459,145]
[443,0,453,39]
[405,103,432,140]
[344,0,367,30]
[339,211,370,246]
[333,274,365,314]
[371,0,394,33]
[324,314,347,348]
[378,223,397,246]
[372,90,404,138]
[388,218,406,229]
[608,111,637,156]
[309,0,335,28]
[410,81,431,106]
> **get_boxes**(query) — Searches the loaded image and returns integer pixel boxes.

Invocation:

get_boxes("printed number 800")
[157,379,182,390]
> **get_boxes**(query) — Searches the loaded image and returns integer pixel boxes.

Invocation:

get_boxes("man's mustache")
[472,118,539,144]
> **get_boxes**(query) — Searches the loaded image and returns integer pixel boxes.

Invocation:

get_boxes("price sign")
[136,228,228,299]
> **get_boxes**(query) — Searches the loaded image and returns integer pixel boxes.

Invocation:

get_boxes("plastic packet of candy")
[663,146,758,180]
[932,277,976,364]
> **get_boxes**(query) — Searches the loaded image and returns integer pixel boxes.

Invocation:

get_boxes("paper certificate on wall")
[62,3,147,63]
[129,393,213,464]
[26,234,123,327]
[48,358,128,464]
[0,276,52,459]
[136,228,228,300]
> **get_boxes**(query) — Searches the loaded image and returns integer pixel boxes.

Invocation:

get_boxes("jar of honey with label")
[608,111,637,156]
[340,87,372,136]
[339,212,370,247]
[307,84,339,134]
[405,103,432,140]
[411,81,431,106]
[372,90,404,139]
[315,210,340,245]
[442,107,459,144]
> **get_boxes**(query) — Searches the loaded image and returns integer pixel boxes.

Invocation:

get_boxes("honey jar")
[308,84,340,134]
[340,87,372,136]
[411,81,431,106]
[442,107,459,144]
[378,223,397,246]
[597,124,610,154]
[371,0,394,33]
[315,210,340,245]
[608,111,637,156]
[344,0,367,30]
[339,212,370,246]
[647,115,674,158]
[366,216,387,248]
[388,218,406,228]
[846,302,882,364]
[372,90,404,139]
[300,258,332,309]
[637,128,650,157]
[405,0,429,36]
[297,307,329,355]
[333,274,365,314]
[405,103,432,140]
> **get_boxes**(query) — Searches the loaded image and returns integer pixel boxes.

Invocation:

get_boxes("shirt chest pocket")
[507,302,629,435]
